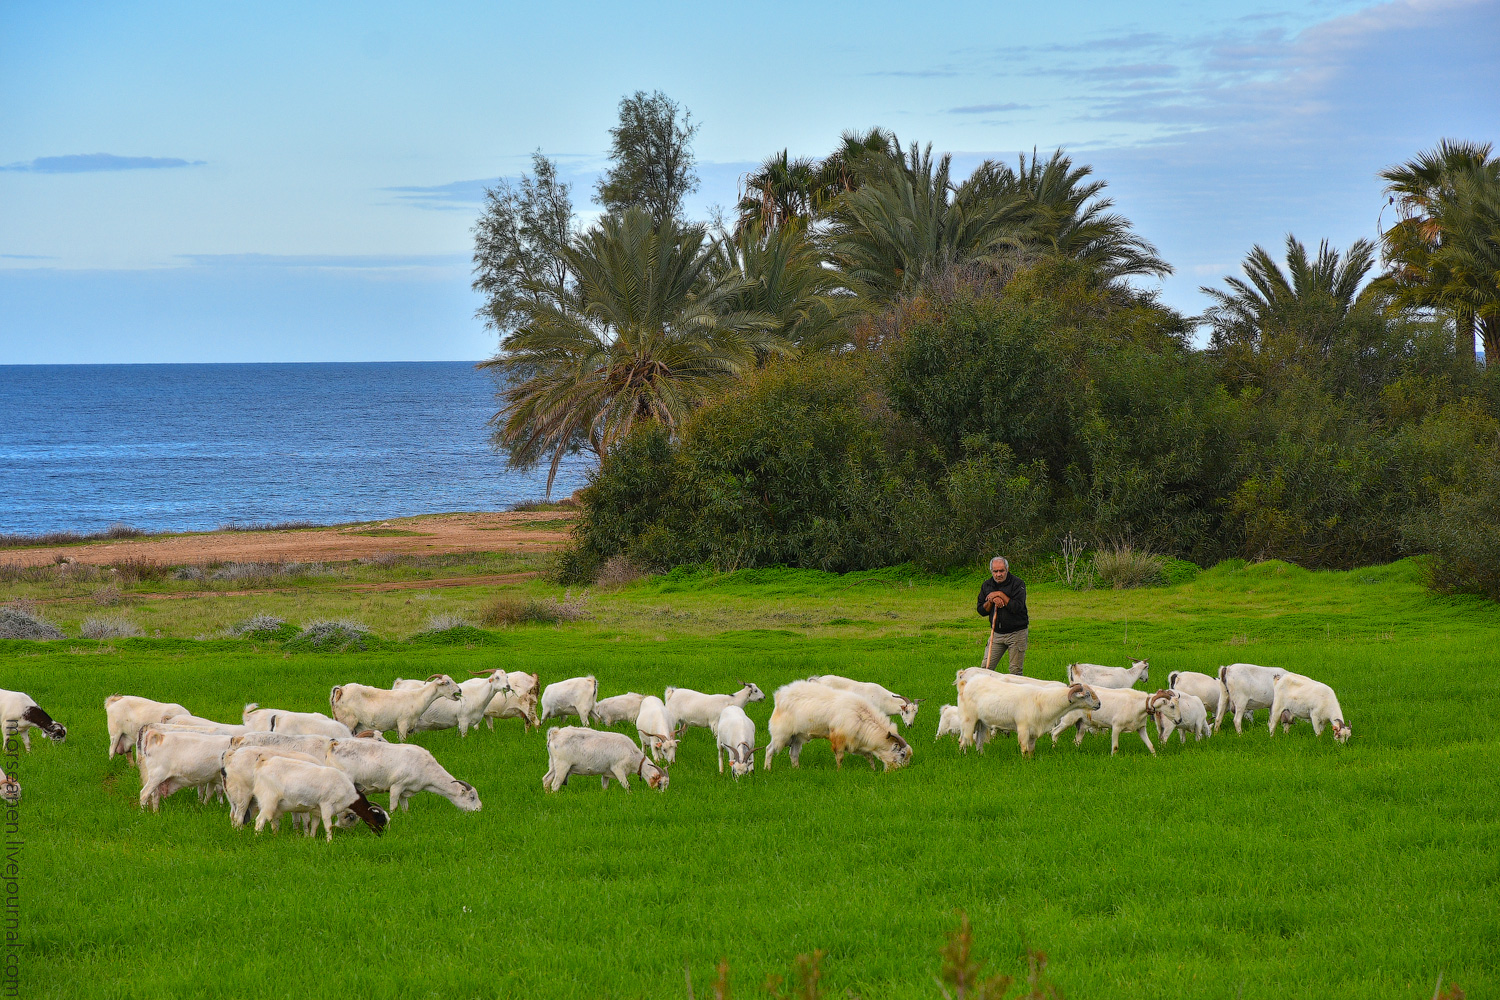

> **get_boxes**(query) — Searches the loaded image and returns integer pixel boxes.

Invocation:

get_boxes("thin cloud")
[0,153,205,173]
[948,102,1031,114]
[177,253,467,270]
[0,253,56,260]
[867,68,959,78]
[384,178,492,210]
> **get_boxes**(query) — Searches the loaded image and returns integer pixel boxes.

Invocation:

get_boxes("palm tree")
[1379,140,1500,361]
[823,141,1029,300]
[1199,235,1378,384]
[480,208,783,492]
[1010,149,1172,280]
[736,150,821,232]
[714,219,861,352]
[735,129,899,233]
[812,127,897,202]
[1429,168,1500,359]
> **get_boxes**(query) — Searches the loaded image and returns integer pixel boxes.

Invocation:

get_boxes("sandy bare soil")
[1,512,573,568]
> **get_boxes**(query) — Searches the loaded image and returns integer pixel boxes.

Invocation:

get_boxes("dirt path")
[41,571,538,603]
[2,512,573,568]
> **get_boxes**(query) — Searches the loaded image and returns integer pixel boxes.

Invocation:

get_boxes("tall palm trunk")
[1480,314,1498,363]
[1455,309,1477,362]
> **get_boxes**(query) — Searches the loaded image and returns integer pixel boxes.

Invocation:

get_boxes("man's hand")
[986,591,1010,610]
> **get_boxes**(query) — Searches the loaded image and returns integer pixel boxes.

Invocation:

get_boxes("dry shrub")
[420,612,473,633]
[289,619,371,651]
[217,520,319,532]
[0,522,144,549]
[112,559,168,584]
[80,616,144,639]
[0,564,53,584]
[92,584,122,606]
[233,613,287,635]
[594,554,646,588]
[481,589,592,627]
[0,605,65,640]
[1092,542,1167,589]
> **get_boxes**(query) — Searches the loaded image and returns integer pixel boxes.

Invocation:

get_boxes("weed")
[92,584,122,606]
[1092,543,1166,589]
[419,612,474,633]
[937,912,1012,1000]
[0,605,65,640]
[232,613,288,636]
[217,520,320,532]
[481,589,592,627]
[0,522,144,549]
[79,616,144,639]
[286,619,371,652]
[765,950,824,1000]
[111,558,169,584]
[1050,532,1094,590]
[595,554,646,588]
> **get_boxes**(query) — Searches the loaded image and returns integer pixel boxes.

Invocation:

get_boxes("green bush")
[1403,452,1500,601]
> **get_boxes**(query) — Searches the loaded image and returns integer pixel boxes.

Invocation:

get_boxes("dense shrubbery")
[559,266,1500,585]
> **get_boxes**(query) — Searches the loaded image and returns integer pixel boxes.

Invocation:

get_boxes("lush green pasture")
[7,560,1500,998]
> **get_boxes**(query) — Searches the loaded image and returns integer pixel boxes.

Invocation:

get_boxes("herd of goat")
[0,657,1351,840]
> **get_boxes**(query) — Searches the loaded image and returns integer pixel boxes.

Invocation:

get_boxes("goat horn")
[425,673,447,682]
[469,668,498,677]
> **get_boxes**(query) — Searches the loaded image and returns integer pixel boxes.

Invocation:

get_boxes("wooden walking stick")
[984,605,999,671]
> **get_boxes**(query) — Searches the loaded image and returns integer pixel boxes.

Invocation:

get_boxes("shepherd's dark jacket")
[977,574,1029,633]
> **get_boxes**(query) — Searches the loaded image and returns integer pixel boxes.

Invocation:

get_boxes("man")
[977,556,1028,675]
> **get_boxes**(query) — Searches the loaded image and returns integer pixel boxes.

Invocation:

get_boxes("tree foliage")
[595,90,700,225]
[471,152,575,334]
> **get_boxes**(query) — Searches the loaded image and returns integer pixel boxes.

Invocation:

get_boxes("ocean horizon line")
[0,359,489,368]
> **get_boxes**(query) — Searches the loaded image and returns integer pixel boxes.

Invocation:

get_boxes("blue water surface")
[0,362,590,534]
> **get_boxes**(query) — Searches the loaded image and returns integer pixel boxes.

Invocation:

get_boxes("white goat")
[764,681,912,772]
[137,728,232,810]
[1269,673,1352,743]
[543,727,669,792]
[540,676,598,727]
[1050,687,1158,755]
[0,690,67,752]
[713,705,757,778]
[591,692,646,727]
[1066,659,1150,689]
[958,675,1101,756]
[0,769,19,805]
[394,672,511,736]
[483,671,541,730]
[327,739,481,813]
[1166,672,1224,729]
[634,695,681,764]
[1149,690,1211,743]
[221,745,330,828]
[806,675,922,727]
[329,674,462,741]
[934,704,965,743]
[149,714,251,737]
[1215,663,1289,733]
[242,704,353,738]
[664,682,766,731]
[105,694,189,759]
[250,756,389,841]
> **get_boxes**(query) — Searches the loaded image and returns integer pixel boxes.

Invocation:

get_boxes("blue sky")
[1,0,1495,363]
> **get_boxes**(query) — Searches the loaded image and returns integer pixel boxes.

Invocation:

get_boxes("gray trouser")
[985,628,1028,675]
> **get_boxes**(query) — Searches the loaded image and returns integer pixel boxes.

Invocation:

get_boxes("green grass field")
[7,558,1499,998]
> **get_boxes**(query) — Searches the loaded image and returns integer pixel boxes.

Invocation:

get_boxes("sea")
[0,362,591,535]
